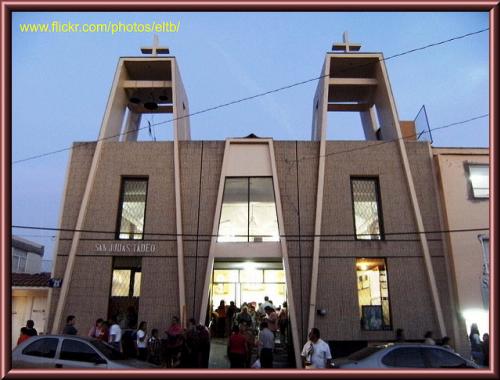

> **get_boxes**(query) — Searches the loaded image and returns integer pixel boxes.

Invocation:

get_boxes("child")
[147,328,161,365]
[17,327,30,345]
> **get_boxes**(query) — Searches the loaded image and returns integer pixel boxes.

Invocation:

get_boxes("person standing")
[17,327,30,345]
[278,302,289,346]
[482,333,489,367]
[25,320,38,337]
[147,328,161,365]
[257,321,274,368]
[136,321,148,361]
[301,328,332,369]
[216,300,227,338]
[424,331,436,345]
[227,325,247,368]
[165,316,184,368]
[440,336,454,352]
[97,321,109,342]
[395,328,405,343]
[469,323,483,365]
[258,296,273,316]
[88,318,103,338]
[226,301,238,336]
[241,322,255,368]
[62,315,78,335]
[109,316,122,351]
[197,323,211,368]
[264,306,278,337]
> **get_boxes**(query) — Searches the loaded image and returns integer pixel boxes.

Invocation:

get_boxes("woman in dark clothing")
[482,333,489,367]
[216,300,227,338]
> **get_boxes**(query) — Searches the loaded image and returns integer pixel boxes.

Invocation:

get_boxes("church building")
[47,35,461,366]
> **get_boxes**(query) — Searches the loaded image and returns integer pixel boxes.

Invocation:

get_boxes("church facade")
[46,37,462,365]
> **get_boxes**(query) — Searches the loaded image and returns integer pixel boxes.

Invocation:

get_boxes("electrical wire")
[12,28,489,165]
[11,224,489,239]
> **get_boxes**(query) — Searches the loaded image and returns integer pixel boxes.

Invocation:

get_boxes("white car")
[334,343,479,369]
[12,335,160,369]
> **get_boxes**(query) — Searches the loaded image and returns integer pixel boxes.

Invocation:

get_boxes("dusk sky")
[12,12,489,261]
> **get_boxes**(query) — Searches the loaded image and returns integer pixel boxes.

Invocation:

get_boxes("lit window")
[469,165,489,198]
[356,258,391,330]
[111,269,141,297]
[218,177,279,242]
[351,178,384,240]
[117,178,148,240]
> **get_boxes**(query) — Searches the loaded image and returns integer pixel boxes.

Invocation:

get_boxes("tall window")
[116,178,148,240]
[356,258,391,330]
[468,164,489,198]
[351,178,384,240]
[218,177,279,242]
[478,235,489,308]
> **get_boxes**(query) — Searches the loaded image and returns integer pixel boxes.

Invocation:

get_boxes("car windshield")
[88,340,126,361]
[347,346,386,361]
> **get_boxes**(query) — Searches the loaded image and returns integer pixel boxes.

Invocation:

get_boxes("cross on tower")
[332,31,361,52]
[140,34,170,56]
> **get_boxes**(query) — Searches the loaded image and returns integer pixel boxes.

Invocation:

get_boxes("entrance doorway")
[210,261,287,312]
[207,260,293,368]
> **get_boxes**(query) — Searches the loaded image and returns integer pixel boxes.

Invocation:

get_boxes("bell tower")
[308,32,447,339]
[99,34,190,142]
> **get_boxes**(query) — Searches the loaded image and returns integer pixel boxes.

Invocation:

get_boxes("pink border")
[1,1,497,379]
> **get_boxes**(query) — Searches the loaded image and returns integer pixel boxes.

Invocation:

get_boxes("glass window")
[111,270,131,297]
[60,339,103,363]
[213,270,239,283]
[264,270,286,283]
[111,269,141,297]
[356,258,391,330]
[249,178,280,242]
[22,338,59,358]
[469,165,489,198]
[240,269,263,283]
[351,178,383,240]
[133,272,141,297]
[12,249,28,273]
[218,177,279,242]
[479,235,489,309]
[218,178,249,242]
[382,347,426,368]
[423,348,467,368]
[117,178,148,240]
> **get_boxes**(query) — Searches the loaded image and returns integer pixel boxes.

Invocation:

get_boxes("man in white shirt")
[109,316,122,351]
[258,296,273,316]
[301,328,332,369]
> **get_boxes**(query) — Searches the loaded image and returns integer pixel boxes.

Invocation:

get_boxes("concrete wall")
[433,148,489,355]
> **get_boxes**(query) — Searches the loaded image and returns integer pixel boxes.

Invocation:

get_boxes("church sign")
[95,242,157,253]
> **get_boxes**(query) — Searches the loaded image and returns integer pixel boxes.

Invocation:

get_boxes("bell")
[144,101,158,111]
[159,94,169,102]
[129,96,141,104]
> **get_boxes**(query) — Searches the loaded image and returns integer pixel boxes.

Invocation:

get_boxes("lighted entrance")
[210,261,287,311]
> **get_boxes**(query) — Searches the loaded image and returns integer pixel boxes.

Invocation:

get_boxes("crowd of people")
[15,310,490,369]
[216,297,290,368]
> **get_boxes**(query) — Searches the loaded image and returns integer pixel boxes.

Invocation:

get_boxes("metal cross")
[332,31,361,52]
[141,34,170,56]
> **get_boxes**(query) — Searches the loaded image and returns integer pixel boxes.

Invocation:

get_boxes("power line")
[12,28,488,165]
[284,113,489,164]
[11,224,489,239]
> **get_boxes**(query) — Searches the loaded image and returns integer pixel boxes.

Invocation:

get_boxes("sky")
[11,12,489,262]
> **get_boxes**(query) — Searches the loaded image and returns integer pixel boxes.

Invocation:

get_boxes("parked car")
[333,343,479,369]
[12,335,160,369]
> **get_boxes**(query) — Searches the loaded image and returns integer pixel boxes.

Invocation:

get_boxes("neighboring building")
[47,36,461,366]
[433,148,489,356]
[11,235,50,348]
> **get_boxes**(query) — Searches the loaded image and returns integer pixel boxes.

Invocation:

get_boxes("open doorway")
[207,260,293,368]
